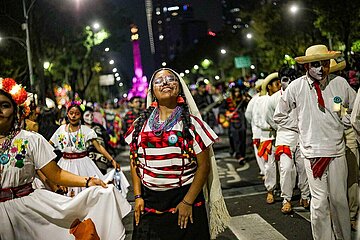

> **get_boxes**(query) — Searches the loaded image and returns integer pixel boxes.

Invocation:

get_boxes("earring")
[150,101,158,107]
[177,96,185,105]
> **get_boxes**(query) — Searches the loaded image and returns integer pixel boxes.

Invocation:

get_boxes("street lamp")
[0,36,27,50]
[288,4,332,49]
[246,33,253,39]
[289,4,299,14]
[220,49,227,55]
[23,0,36,91]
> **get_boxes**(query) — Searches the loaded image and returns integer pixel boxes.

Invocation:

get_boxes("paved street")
[115,131,356,240]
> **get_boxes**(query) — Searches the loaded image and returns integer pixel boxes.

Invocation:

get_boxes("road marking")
[229,214,287,240]
[225,163,241,183]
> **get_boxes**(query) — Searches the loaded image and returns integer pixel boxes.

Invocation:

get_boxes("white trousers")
[346,146,359,221]
[254,144,266,175]
[279,153,296,201]
[264,147,277,192]
[294,146,310,200]
[304,156,351,240]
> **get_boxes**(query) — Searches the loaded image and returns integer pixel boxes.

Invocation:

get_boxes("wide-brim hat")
[255,79,263,90]
[329,59,346,73]
[261,72,279,96]
[295,45,341,64]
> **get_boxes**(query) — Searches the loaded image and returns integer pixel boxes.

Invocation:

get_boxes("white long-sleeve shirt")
[274,74,356,158]
[265,90,282,130]
[351,88,360,143]
[253,94,276,141]
[245,93,262,139]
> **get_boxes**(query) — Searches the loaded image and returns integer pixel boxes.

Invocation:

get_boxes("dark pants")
[132,185,210,240]
[228,122,246,159]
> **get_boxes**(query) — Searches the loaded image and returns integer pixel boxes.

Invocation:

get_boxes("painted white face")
[281,76,291,90]
[83,111,93,125]
[308,66,323,81]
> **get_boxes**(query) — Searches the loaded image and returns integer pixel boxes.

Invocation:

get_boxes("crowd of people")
[0,44,359,240]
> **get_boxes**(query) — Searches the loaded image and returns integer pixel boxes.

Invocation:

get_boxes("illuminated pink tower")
[127,24,148,99]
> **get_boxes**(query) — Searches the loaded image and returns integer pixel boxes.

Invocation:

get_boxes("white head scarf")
[147,68,230,239]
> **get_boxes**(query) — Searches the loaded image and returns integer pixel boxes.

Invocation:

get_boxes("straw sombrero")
[295,45,341,64]
[261,72,279,96]
[255,79,264,90]
[329,59,346,73]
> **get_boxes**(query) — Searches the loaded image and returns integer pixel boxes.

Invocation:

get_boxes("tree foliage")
[0,0,129,103]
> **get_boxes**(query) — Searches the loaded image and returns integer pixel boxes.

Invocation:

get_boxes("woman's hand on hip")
[134,198,145,226]
[173,201,193,229]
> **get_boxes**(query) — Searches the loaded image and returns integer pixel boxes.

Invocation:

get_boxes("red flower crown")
[0,78,28,105]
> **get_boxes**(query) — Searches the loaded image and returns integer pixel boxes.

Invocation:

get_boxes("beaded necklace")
[148,106,182,136]
[66,124,81,148]
[0,129,20,153]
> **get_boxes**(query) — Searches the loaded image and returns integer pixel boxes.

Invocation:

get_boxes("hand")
[55,185,68,195]
[173,201,193,229]
[88,178,107,188]
[111,159,120,170]
[134,198,145,226]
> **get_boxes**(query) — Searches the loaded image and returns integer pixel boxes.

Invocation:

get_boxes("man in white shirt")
[274,45,356,240]
[245,79,265,177]
[267,67,310,214]
[255,73,281,204]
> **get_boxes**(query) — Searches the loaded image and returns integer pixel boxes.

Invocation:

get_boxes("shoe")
[281,201,293,214]
[238,157,246,166]
[266,191,275,204]
[299,198,310,209]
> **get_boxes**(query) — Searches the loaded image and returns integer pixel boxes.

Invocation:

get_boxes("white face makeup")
[308,66,323,81]
[280,76,291,90]
[83,111,93,125]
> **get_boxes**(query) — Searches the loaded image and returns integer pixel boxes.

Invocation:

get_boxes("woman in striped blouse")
[125,68,222,239]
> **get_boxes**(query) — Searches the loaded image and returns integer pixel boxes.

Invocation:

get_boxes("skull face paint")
[83,110,93,125]
[281,76,291,90]
[308,66,323,81]
[308,60,330,81]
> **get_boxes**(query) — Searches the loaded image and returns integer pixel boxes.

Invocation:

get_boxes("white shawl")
[147,68,230,239]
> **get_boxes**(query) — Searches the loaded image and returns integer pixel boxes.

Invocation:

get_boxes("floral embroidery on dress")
[0,138,29,168]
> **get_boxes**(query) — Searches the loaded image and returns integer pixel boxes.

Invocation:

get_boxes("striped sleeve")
[190,115,218,154]
[124,124,135,144]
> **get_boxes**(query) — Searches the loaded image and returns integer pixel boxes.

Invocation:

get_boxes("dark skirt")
[132,185,210,240]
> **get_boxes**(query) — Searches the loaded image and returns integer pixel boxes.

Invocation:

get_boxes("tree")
[310,0,360,62]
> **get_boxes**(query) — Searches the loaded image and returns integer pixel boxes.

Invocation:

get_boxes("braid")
[130,106,155,176]
[181,101,192,140]
[131,106,154,145]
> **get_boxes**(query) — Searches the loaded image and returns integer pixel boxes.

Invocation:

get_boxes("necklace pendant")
[0,153,10,165]
[168,134,178,144]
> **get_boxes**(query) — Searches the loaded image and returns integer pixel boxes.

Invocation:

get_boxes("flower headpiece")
[0,78,28,105]
[67,100,85,112]
[0,78,30,120]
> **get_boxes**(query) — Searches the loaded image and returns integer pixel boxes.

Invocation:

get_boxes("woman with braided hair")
[0,78,131,239]
[125,68,230,239]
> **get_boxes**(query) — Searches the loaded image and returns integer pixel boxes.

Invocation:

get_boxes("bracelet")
[134,194,142,200]
[85,177,93,188]
[134,194,142,199]
[182,199,193,206]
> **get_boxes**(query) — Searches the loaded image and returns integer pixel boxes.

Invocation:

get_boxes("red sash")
[253,139,260,148]
[0,183,34,202]
[310,157,333,179]
[257,140,272,161]
[275,145,292,161]
[63,152,88,159]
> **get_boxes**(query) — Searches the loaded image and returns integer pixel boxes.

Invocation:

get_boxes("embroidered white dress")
[50,124,129,197]
[0,130,131,240]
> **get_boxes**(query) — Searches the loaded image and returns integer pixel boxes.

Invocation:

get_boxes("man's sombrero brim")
[261,72,278,96]
[329,60,346,73]
[295,52,342,64]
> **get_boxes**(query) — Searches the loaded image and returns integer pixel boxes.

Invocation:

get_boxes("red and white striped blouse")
[125,115,218,191]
